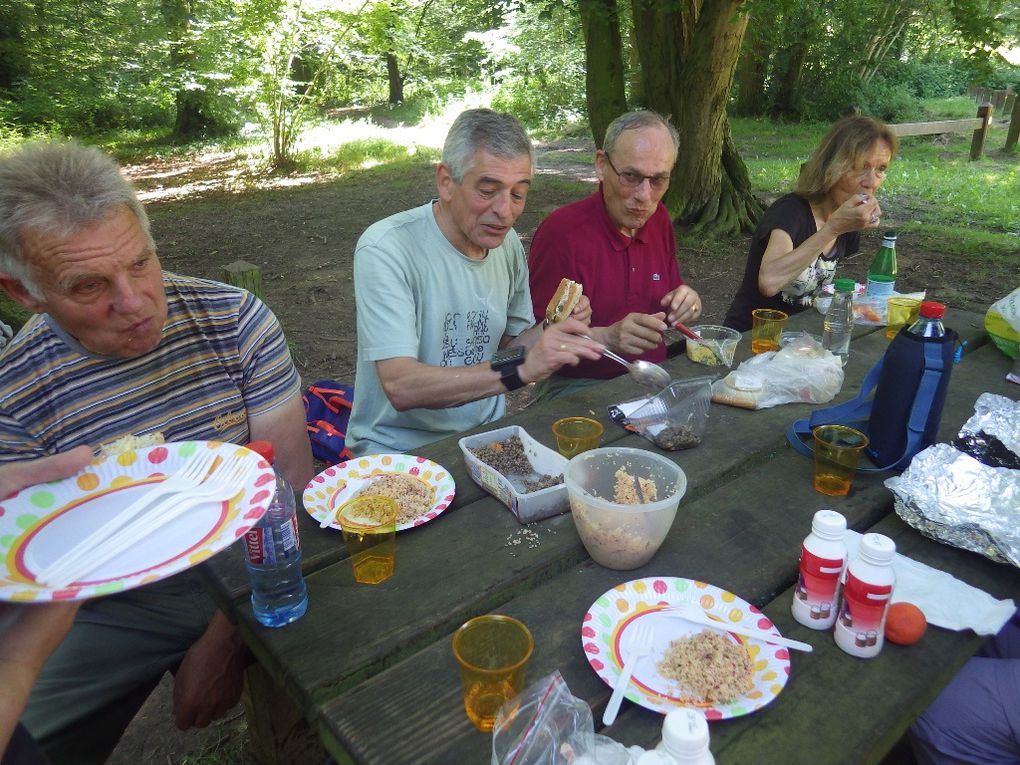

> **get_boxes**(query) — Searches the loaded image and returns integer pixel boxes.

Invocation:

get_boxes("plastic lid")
[662,708,710,756]
[811,509,847,539]
[833,278,855,293]
[246,440,275,463]
[883,230,897,240]
[918,301,945,319]
[859,533,896,564]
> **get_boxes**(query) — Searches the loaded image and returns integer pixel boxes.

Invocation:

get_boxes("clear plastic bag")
[628,377,713,451]
[711,332,844,410]
[491,672,637,765]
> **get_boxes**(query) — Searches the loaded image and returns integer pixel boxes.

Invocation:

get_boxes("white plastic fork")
[37,450,226,586]
[662,602,813,653]
[603,621,655,726]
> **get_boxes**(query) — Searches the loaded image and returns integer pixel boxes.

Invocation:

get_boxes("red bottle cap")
[246,440,275,463]
[918,301,945,319]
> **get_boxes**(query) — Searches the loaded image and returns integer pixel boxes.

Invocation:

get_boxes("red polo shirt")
[528,188,683,379]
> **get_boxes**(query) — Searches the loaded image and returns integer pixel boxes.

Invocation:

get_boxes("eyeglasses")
[603,154,671,191]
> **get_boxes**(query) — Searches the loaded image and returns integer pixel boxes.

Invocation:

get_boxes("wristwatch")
[490,346,527,391]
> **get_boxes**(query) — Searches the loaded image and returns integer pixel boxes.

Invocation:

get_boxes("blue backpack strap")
[786,355,884,458]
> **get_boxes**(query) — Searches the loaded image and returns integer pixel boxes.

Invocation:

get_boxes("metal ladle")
[583,336,672,391]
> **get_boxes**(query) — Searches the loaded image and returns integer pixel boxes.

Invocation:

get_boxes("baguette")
[545,278,584,324]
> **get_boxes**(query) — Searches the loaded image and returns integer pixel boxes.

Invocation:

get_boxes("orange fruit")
[885,602,927,645]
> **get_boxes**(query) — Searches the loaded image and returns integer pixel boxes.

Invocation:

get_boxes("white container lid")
[812,510,847,540]
[662,708,710,756]
[859,533,896,564]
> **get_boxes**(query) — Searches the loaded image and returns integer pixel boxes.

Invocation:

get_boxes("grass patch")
[0,293,31,332]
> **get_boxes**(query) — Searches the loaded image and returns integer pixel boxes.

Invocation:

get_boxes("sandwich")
[545,278,584,324]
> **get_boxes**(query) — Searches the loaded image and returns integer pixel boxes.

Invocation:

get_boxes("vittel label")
[834,570,893,657]
[244,526,277,567]
[792,546,844,629]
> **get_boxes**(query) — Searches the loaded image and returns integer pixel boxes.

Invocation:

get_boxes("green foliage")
[487,3,587,129]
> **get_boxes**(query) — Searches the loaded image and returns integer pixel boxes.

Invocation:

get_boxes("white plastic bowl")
[565,447,687,570]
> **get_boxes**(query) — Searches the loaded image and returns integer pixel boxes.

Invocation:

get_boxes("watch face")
[492,345,526,369]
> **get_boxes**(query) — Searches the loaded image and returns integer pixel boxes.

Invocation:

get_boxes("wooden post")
[1007,93,1020,152]
[222,260,263,299]
[970,103,992,161]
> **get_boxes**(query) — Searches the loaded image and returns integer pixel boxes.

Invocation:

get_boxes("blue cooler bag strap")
[887,339,948,470]
[786,356,884,459]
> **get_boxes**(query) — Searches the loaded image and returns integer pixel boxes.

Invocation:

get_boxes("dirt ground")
[102,130,1007,764]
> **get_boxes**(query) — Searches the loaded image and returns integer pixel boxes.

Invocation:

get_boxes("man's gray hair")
[442,109,534,183]
[603,110,680,162]
[0,141,152,298]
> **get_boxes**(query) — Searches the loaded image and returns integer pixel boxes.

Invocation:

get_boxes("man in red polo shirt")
[528,110,702,400]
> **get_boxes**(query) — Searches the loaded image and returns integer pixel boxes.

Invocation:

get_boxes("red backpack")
[302,381,354,466]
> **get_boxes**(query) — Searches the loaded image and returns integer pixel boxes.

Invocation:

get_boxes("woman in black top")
[725,117,898,331]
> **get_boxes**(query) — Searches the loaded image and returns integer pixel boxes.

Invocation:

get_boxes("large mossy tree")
[582,0,763,235]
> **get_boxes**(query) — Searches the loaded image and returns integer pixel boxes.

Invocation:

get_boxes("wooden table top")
[201,306,1020,765]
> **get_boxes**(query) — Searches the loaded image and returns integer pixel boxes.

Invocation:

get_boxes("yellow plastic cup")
[751,309,788,354]
[552,417,604,458]
[336,495,397,585]
[813,425,869,496]
[886,297,921,339]
[451,615,533,732]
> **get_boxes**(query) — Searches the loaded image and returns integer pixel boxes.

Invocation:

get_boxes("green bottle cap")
[834,278,855,293]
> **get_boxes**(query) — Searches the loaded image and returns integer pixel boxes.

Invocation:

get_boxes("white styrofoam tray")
[458,425,569,524]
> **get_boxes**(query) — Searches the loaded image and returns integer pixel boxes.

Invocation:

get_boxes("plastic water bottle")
[834,533,895,658]
[822,277,855,365]
[866,231,897,296]
[243,440,308,627]
[908,301,947,338]
[792,510,847,630]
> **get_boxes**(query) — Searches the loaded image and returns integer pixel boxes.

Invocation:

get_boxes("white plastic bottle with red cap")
[833,533,896,658]
[792,510,848,630]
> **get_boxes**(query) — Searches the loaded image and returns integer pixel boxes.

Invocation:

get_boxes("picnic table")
[201,306,1020,765]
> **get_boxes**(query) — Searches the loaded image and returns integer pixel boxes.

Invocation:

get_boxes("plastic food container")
[627,378,712,451]
[685,325,740,367]
[565,447,687,570]
[459,426,569,523]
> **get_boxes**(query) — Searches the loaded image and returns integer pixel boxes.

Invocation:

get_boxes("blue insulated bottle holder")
[787,328,957,472]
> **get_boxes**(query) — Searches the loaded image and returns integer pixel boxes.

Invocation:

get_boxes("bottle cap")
[883,230,897,240]
[918,301,945,319]
[811,510,847,539]
[833,278,855,293]
[662,708,710,757]
[246,440,275,463]
[859,533,896,564]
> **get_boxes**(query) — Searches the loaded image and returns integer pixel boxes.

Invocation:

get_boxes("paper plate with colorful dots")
[303,453,455,532]
[582,577,791,720]
[0,441,274,603]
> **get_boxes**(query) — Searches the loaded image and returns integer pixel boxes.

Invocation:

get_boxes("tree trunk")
[772,40,809,118]
[734,37,768,116]
[386,52,403,104]
[163,0,213,138]
[579,0,627,148]
[630,0,762,234]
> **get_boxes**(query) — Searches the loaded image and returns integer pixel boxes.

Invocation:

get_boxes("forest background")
[1,0,1019,761]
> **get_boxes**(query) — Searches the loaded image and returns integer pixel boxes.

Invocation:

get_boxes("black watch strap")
[498,364,526,391]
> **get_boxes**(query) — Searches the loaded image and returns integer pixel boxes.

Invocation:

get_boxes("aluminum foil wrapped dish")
[886,393,1020,566]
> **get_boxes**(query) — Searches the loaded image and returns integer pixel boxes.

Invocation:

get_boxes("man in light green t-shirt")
[349,109,604,455]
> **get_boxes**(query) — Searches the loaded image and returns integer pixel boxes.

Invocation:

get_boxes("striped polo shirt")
[0,273,300,461]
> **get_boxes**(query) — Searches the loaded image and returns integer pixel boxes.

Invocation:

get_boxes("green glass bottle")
[866,231,897,297]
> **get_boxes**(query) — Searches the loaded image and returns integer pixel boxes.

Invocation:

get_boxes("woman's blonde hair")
[795,117,898,202]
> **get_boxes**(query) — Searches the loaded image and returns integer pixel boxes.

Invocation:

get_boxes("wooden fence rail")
[890,103,993,160]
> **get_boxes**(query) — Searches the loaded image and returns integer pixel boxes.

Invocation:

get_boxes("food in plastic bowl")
[685,325,740,367]
[565,447,687,570]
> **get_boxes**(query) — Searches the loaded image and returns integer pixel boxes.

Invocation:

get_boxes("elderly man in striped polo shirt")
[0,141,313,763]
